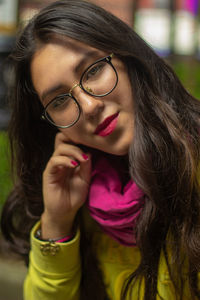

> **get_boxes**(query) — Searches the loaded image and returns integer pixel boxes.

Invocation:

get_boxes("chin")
[102,142,130,156]
[111,148,129,156]
[109,135,133,156]
[83,131,133,156]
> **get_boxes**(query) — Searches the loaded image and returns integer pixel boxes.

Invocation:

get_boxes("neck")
[92,149,130,188]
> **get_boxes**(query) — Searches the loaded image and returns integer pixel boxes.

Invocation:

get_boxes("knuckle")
[54,132,64,146]
[46,156,56,168]
[56,143,63,152]
[50,156,58,164]
[54,143,65,154]
[56,132,63,139]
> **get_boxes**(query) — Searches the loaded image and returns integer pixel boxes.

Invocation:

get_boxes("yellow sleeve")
[24,221,81,300]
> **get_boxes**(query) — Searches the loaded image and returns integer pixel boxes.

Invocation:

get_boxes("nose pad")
[74,88,104,118]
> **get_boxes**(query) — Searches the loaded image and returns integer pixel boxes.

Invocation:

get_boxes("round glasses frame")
[41,53,118,129]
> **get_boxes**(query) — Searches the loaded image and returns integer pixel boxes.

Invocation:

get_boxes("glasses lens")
[45,95,80,127]
[81,60,117,96]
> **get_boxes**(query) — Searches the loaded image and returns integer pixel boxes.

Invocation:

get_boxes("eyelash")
[85,63,104,81]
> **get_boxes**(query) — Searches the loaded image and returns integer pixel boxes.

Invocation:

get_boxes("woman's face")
[31,38,134,155]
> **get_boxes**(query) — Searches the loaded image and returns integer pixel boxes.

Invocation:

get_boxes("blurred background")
[0,0,199,299]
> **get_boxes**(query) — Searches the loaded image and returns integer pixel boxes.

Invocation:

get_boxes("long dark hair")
[1,1,200,299]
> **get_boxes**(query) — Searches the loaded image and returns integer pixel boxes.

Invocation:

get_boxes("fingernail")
[82,154,89,160]
[71,160,78,166]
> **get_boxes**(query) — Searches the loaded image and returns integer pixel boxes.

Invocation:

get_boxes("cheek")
[115,75,133,109]
[124,79,134,103]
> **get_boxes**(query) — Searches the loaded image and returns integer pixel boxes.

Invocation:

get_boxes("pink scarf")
[87,156,145,246]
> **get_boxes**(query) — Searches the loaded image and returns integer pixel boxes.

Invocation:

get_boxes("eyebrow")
[40,50,100,102]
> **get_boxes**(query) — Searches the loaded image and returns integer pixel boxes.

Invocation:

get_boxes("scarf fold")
[87,156,145,246]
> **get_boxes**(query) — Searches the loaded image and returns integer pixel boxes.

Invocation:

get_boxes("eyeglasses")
[41,53,118,128]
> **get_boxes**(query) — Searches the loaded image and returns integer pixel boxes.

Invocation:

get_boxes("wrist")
[35,228,75,243]
[41,212,76,240]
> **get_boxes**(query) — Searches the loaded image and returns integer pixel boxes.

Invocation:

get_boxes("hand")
[41,132,91,239]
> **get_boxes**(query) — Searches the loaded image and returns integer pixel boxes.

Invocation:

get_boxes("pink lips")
[94,112,119,137]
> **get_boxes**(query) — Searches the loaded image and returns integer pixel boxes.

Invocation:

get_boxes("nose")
[73,86,104,119]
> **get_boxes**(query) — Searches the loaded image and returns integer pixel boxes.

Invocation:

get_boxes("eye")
[85,63,104,81]
[50,95,71,110]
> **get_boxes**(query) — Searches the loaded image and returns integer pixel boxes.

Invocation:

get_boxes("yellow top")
[24,211,195,300]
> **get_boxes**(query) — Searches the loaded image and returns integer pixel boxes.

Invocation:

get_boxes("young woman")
[1,1,200,299]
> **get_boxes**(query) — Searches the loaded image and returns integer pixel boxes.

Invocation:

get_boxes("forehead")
[30,38,105,99]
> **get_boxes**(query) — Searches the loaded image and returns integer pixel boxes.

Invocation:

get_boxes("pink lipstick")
[94,112,119,137]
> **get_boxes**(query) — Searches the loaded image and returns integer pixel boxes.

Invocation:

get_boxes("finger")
[54,143,90,163]
[44,155,79,176]
[54,132,75,149]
